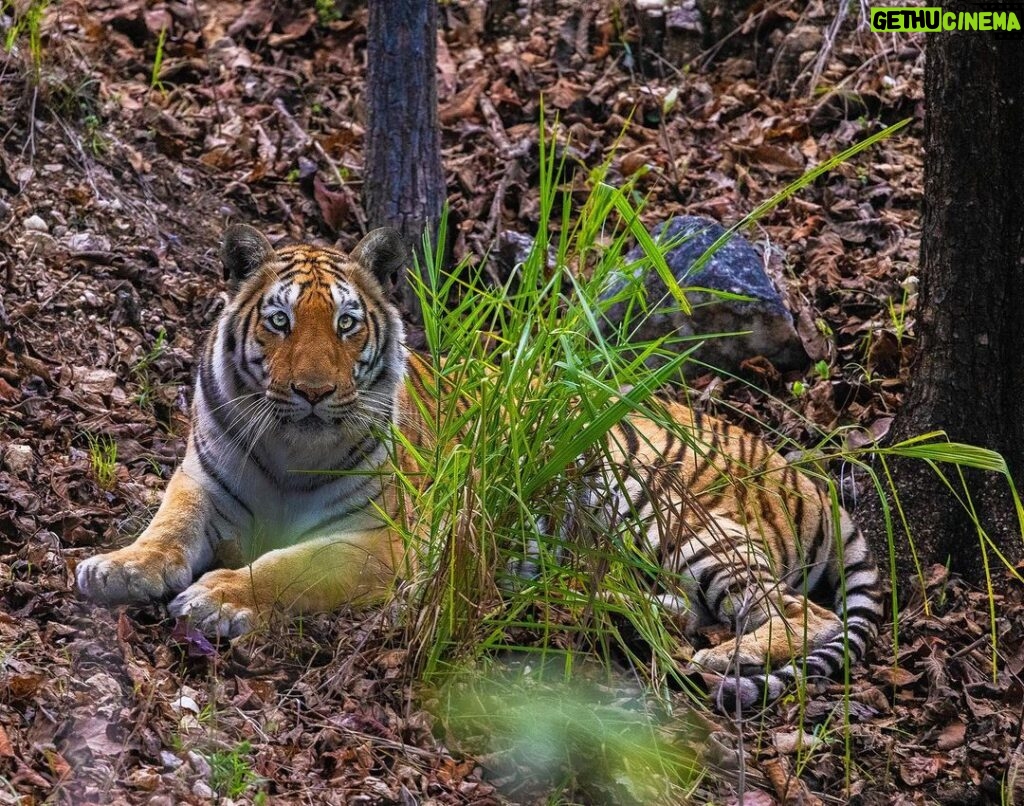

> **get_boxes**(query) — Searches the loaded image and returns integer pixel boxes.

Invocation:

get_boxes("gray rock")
[23,214,48,233]
[2,444,34,477]
[65,231,112,253]
[187,750,212,778]
[160,750,184,770]
[665,1,705,66]
[599,216,807,375]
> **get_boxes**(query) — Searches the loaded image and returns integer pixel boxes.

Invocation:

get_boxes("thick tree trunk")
[877,22,1024,588]
[363,0,444,325]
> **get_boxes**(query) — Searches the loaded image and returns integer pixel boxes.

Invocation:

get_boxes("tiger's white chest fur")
[184,379,394,557]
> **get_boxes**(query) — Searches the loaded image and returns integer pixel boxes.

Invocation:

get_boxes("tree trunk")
[877,21,1024,588]
[363,0,444,327]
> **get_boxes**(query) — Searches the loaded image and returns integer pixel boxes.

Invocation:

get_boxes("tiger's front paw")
[692,642,766,675]
[168,569,263,638]
[77,545,193,604]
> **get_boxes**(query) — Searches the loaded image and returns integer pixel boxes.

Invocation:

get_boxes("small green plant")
[48,74,101,124]
[86,433,118,490]
[196,701,218,726]
[207,741,263,799]
[438,671,701,804]
[888,282,913,347]
[285,167,301,183]
[150,27,167,92]
[2,0,49,79]
[133,329,168,410]
[82,114,107,155]
[814,359,831,380]
[315,0,341,25]
[935,555,954,609]
[791,379,808,397]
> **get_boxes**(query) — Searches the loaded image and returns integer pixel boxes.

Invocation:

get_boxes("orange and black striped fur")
[77,225,881,710]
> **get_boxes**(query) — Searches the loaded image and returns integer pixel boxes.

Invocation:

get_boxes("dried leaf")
[0,376,20,402]
[795,306,830,361]
[619,149,651,177]
[846,416,894,448]
[267,11,315,46]
[7,673,45,700]
[43,748,72,780]
[546,77,587,110]
[773,728,822,755]
[313,175,351,233]
[937,720,967,751]
[0,725,14,758]
[78,717,124,757]
[876,666,923,688]
[439,76,488,124]
[898,754,945,786]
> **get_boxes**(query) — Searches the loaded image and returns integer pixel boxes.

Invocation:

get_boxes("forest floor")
[2,0,1023,803]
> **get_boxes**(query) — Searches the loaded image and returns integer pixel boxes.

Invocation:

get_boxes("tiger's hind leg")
[692,593,842,673]
[672,520,842,674]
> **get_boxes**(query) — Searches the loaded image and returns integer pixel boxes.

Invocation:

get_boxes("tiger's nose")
[291,382,336,404]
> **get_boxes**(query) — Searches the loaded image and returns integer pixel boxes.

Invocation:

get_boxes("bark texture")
[363,0,444,323]
[878,23,1024,587]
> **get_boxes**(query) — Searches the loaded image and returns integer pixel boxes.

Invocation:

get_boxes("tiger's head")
[213,225,408,433]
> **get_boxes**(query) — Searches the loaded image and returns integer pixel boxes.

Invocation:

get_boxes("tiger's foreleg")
[77,468,217,604]
[167,527,408,638]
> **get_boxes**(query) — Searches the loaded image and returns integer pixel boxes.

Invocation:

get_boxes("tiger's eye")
[337,314,356,335]
[269,311,289,330]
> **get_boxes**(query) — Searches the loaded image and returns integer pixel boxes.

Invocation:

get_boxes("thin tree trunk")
[363,0,444,326]
[876,18,1024,588]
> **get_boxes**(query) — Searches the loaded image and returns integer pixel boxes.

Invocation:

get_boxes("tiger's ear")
[350,228,409,288]
[221,224,276,285]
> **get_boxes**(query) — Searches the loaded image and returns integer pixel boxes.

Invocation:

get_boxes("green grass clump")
[132,328,168,411]
[388,131,722,799]
[398,137,703,692]
[207,741,264,799]
[437,669,702,805]
[2,0,49,80]
[384,116,1022,800]
[86,433,118,490]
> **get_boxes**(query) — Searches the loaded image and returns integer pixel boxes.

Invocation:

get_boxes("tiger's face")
[251,248,392,425]
[215,226,408,432]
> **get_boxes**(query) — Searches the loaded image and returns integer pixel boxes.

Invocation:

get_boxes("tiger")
[76,224,882,711]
